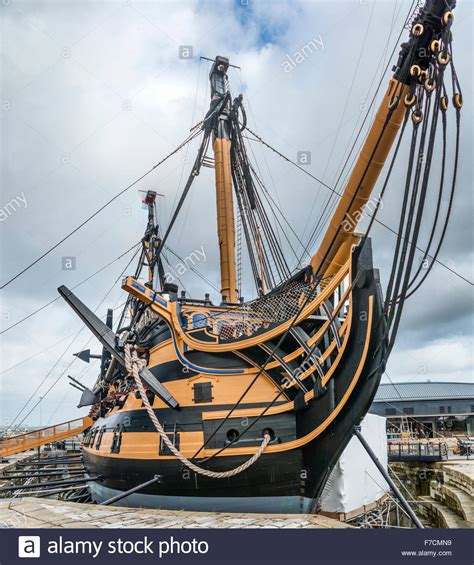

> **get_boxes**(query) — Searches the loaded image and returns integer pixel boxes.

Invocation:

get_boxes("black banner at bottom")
[1,528,472,565]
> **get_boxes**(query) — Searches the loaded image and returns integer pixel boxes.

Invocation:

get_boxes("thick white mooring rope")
[124,344,271,479]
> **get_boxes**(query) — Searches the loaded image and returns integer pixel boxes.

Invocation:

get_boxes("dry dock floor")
[0,498,351,529]
[0,450,37,473]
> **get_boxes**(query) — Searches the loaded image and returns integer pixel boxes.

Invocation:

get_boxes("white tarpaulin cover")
[319,413,389,514]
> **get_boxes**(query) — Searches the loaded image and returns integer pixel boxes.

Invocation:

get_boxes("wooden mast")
[210,56,238,304]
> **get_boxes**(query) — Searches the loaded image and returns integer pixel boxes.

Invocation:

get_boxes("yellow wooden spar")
[311,79,407,278]
[214,136,239,304]
[210,56,239,304]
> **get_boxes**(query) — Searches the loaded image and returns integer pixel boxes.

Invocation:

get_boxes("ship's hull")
[86,449,306,512]
[82,241,385,513]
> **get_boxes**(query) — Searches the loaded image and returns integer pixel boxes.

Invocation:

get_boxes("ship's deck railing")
[0,417,92,457]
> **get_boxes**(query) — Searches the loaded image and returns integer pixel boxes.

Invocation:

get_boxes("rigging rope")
[404,98,447,294]
[230,103,293,291]
[249,163,308,264]
[303,0,418,257]
[0,129,201,290]
[299,0,377,247]
[363,16,464,378]
[125,344,271,478]
[155,130,212,258]
[1,242,141,336]
[194,21,465,459]
[383,23,460,356]
[7,245,142,432]
[402,45,462,297]
[245,126,471,286]
[404,105,460,299]
[191,86,406,460]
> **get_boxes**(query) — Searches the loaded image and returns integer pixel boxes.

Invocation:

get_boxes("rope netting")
[194,279,325,340]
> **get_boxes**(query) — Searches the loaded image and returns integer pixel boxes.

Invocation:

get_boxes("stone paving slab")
[436,459,473,496]
[0,498,352,529]
[436,458,473,474]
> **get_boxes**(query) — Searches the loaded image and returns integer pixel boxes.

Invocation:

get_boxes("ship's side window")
[193,382,213,404]
[385,408,396,416]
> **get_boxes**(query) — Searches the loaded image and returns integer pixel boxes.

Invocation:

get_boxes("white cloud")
[1,0,472,426]
[387,334,474,384]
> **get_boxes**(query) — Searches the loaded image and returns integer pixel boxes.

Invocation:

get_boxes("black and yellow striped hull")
[82,241,384,512]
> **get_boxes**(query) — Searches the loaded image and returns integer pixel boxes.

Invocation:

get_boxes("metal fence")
[388,442,448,462]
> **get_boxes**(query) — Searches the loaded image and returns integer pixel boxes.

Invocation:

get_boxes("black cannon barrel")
[100,475,161,506]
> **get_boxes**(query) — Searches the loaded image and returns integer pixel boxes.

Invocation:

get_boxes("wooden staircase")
[0,417,92,458]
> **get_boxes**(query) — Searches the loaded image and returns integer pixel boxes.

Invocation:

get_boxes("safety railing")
[0,417,92,457]
[388,441,449,462]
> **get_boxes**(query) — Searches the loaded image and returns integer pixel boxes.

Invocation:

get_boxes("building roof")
[373,382,474,403]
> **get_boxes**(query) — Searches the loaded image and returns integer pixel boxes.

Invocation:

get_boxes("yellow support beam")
[214,137,238,304]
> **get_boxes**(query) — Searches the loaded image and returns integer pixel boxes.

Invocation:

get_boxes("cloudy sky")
[1,0,472,428]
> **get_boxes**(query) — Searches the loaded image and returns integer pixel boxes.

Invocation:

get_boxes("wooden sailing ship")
[58,0,462,512]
